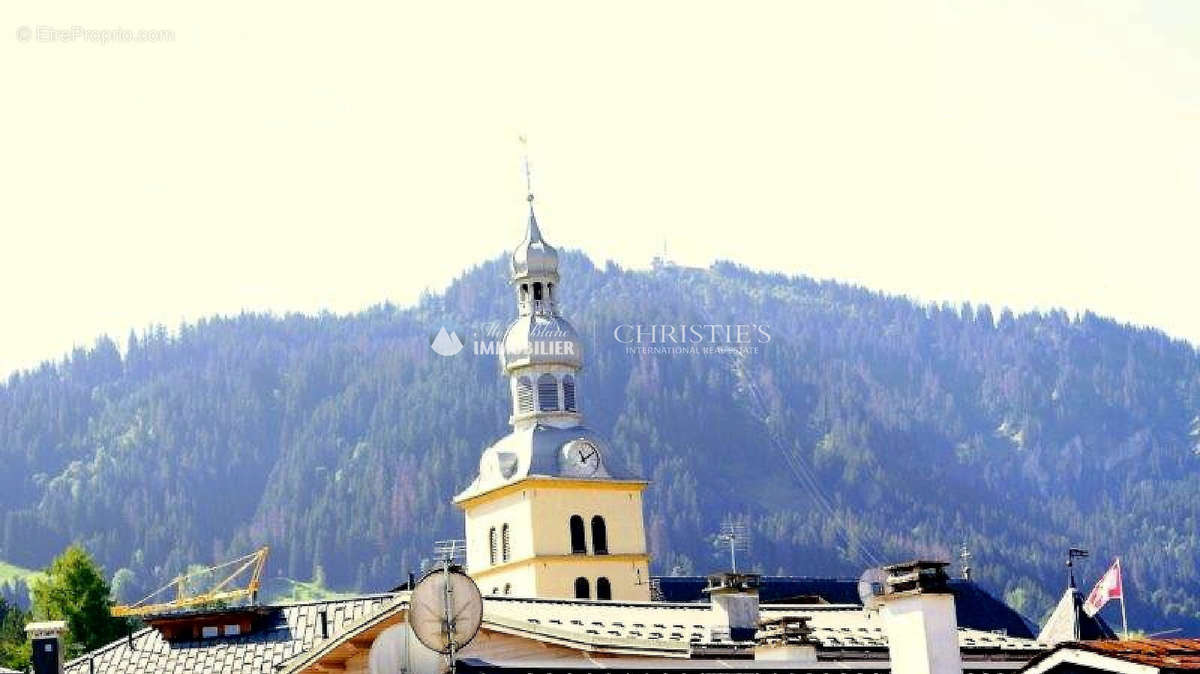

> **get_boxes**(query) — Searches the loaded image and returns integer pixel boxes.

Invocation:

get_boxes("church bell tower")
[453,179,651,602]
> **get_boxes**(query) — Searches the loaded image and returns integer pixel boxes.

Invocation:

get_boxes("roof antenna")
[1067,547,1089,642]
[715,518,750,572]
[1067,547,1089,589]
[959,543,972,581]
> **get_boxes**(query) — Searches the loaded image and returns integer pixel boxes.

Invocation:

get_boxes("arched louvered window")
[591,516,608,555]
[574,577,590,599]
[596,577,612,601]
[538,373,559,411]
[516,377,534,414]
[501,524,511,562]
[488,527,497,565]
[533,282,544,301]
[569,515,586,554]
[562,375,577,412]
[504,583,512,596]
[546,282,554,301]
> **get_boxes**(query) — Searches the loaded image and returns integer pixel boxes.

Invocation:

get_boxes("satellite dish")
[408,565,483,656]
[857,567,888,610]
[368,625,408,674]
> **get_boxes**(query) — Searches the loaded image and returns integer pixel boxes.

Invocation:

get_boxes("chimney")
[877,561,962,674]
[703,572,760,642]
[26,621,68,674]
[755,615,818,663]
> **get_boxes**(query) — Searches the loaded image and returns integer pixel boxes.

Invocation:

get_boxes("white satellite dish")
[408,565,483,657]
[857,567,888,610]
[368,625,408,674]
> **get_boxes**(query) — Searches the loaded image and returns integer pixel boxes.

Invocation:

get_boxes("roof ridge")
[272,592,398,608]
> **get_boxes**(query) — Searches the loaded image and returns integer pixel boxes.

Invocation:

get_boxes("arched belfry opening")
[570,515,587,554]
[591,516,608,555]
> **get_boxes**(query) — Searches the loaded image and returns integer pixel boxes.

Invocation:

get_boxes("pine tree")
[31,545,126,652]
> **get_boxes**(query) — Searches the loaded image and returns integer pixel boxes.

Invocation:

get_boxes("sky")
[2,1,1199,377]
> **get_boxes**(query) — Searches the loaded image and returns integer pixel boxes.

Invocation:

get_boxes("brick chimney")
[26,621,68,674]
[703,572,761,642]
[878,561,962,674]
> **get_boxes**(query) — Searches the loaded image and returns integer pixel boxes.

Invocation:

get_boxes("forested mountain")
[2,253,1199,634]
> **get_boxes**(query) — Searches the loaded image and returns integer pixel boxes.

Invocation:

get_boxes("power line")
[723,348,885,568]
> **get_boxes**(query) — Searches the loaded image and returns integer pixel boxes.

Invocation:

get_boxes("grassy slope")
[0,560,40,585]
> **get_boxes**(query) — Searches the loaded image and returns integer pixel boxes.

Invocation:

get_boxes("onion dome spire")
[511,145,559,280]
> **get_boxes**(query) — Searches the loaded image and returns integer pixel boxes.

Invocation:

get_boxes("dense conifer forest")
[1,253,1198,633]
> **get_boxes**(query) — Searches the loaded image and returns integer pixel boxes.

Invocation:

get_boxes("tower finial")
[519,134,534,204]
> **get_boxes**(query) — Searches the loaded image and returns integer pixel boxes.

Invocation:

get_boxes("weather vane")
[519,134,533,203]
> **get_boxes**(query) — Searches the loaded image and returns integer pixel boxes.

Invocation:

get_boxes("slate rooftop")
[63,585,1046,674]
[63,595,396,674]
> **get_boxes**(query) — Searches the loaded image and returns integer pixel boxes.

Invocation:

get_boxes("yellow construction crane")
[112,547,269,617]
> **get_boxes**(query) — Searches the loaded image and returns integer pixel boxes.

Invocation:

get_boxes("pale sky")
[2,1,1199,377]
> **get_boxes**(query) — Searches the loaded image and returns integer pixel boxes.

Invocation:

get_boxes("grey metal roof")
[63,594,397,674]
[481,596,1045,655]
[656,578,1037,639]
[456,424,640,501]
[457,660,1030,674]
[501,313,583,370]
[62,591,1045,674]
[511,210,559,280]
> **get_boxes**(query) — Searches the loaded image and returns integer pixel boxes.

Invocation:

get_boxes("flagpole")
[1118,558,1128,639]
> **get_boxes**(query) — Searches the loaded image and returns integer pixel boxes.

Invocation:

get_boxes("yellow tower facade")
[453,192,651,602]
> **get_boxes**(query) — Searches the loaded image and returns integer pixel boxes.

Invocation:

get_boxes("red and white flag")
[1083,558,1123,617]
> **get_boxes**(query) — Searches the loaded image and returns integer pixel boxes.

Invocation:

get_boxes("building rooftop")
[655,577,1038,639]
[1026,639,1200,673]
[62,582,1049,673]
[63,594,397,674]
[482,595,1044,657]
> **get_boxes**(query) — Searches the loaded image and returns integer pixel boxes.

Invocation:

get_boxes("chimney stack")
[755,615,818,663]
[26,621,68,674]
[878,561,962,674]
[703,572,760,642]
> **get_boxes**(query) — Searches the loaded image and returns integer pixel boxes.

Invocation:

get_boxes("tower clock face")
[562,440,601,477]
